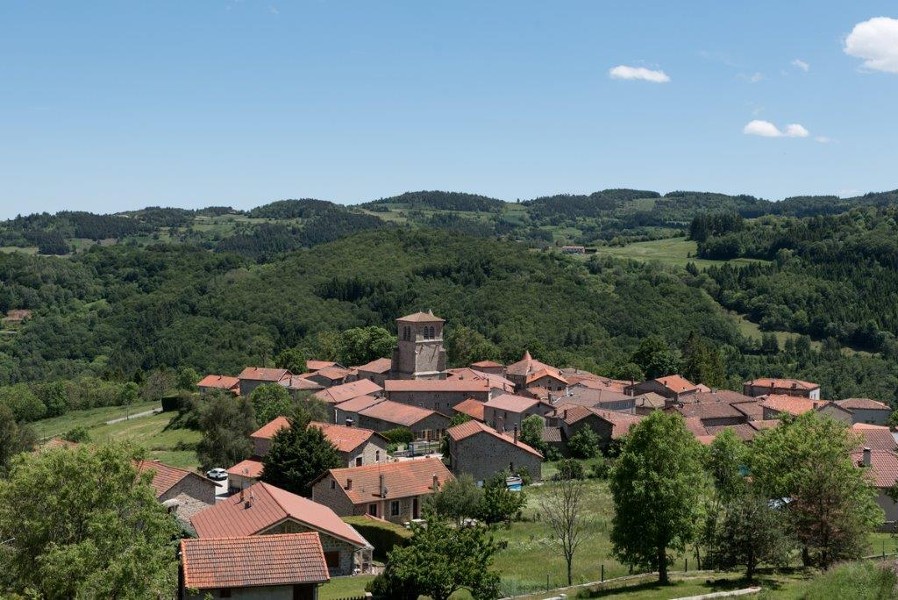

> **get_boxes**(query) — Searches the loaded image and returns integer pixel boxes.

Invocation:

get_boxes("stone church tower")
[390,310,448,380]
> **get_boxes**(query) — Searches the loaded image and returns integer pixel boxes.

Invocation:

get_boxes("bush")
[589,460,611,479]
[553,458,585,480]
[343,516,412,561]
[63,426,92,443]
[567,427,601,459]
[382,428,414,445]
[798,561,897,600]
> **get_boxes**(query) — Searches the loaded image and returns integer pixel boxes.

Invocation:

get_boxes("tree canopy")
[261,411,342,497]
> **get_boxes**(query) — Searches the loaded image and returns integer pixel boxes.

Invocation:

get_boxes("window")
[375,450,381,461]
[391,500,400,516]
[355,456,363,467]
[330,479,336,490]
[324,551,340,568]
[368,503,378,517]
[422,327,430,340]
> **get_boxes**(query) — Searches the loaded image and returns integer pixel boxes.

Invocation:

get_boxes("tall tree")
[249,383,294,425]
[426,474,484,525]
[261,411,342,497]
[539,474,591,586]
[714,493,792,581]
[338,326,396,366]
[610,411,707,583]
[0,443,178,598]
[0,403,36,475]
[680,333,725,388]
[370,519,501,600]
[630,335,680,381]
[195,393,256,470]
[749,412,882,569]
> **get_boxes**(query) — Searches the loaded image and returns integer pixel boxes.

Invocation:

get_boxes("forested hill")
[4,188,898,256]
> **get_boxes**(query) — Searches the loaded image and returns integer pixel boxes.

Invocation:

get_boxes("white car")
[206,467,228,481]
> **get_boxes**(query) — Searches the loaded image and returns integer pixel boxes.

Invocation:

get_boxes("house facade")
[237,367,292,397]
[743,378,821,400]
[482,393,554,433]
[446,420,542,483]
[356,400,450,441]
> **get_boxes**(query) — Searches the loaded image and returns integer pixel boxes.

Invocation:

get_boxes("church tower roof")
[397,310,445,323]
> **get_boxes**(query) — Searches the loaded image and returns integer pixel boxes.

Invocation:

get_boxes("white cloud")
[743,120,811,138]
[739,72,764,83]
[815,136,831,144]
[844,17,898,73]
[791,59,810,72]
[609,65,670,83]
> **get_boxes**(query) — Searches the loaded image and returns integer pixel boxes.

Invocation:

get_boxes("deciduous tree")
[610,411,707,583]
[539,474,591,585]
[249,382,294,425]
[196,393,256,470]
[261,411,342,497]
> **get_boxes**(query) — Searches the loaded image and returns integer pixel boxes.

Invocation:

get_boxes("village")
[107,310,897,599]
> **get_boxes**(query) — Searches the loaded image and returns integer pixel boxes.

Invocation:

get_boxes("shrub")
[382,428,414,445]
[553,458,585,480]
[63,426,92,443]
[589,461,611,479]
[798,560,897,600]
[567,427,601,459]
[342,516,412,561]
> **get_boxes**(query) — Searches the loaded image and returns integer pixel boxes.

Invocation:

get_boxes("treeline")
[366,191,505,213]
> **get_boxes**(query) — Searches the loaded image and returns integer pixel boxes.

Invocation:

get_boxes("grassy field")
[588,238,767,269]
[32,400,161,439]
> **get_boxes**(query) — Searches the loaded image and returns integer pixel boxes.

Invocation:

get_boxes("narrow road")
[105,407,162,425]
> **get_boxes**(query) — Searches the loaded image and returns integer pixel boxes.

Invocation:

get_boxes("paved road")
[105,407,162,425]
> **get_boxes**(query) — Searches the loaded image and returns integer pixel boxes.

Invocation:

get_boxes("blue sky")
[2,1,898,218]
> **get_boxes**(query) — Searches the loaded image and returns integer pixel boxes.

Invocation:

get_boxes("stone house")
[504,351,563,391]
[547,404,643,451]
[136,459,217,505]
[250,417,389,467]
[834,398,893,425]
[453,398,486,422]
[482,393,555,433]
[445,368,516,395]
[283,375,324,397]
[469,360,505,376]
[333,395,385,427]
[356,400,451,441]
[352,357,393,387]
[445,420,542,483]
[760,395,842,421]
[196,375,241,396]
[311,457,453,525]
[743,377,821,400]
[191,481,371,577]
[313,379,383,406]
[624,375,704,401]
[179,533,329,600]
[237,367,292,397]
[305,366,352,389]
[851,448,898,528]
[384,378,492,413]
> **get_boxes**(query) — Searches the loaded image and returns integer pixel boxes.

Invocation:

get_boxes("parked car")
[206,467,227,481]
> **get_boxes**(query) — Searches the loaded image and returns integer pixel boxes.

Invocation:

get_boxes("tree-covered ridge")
[364,190,506,213]
[695,206,898,354]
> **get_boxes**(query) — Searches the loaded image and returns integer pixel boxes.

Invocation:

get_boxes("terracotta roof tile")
[672,402,746,420]
[384,379,490,393]
[851,424,898,453]
[228,458,264,479]
[590,409,643,439]
[653,375,700,394]
[356,357,393,374]
[453,398,486,421]
[314,379,383,404]
[284,376,324,391]
[309,422,383,453]
[542,426,563,443]
[314,366,352,382]
[136,460,210,498]
[632,392,666,409]
[191,481,368,547]
[181,533,329,589]
[446,368,515,391]
[358,400,442,427]
[683,417,709,437]
[745,378,819,391]
[850,449,898,488]
[836,398,892,411]
[237,367,291,382]
[307,360,339,371]
[251,416,291,440]
[446,420,542,458]
[483,393,544,413]
[322,457,453,504]
[471,360,504,369]
[760,395,827,416]
[704,423,757,442]
[748,419,781,431]
[505,351,560,378]
[397,311,445,323]
[526,369,569,386]
[334,395,385,414]
[197,375,241,390]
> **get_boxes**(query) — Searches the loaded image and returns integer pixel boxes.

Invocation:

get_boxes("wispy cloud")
[269,4,279,14]
[844,17,898,73]
[743,120,810,138]
[609,65,670,83]
[791,59,810,72]
[815,136,831,144]
[739,72,764,83]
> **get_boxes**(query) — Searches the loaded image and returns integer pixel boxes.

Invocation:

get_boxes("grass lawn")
[32,400,161,439]
[317,575,376,600]
[90,411,201,469]
[590,238,767,269]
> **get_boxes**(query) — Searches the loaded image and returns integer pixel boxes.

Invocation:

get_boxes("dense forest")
[2,189,898,420]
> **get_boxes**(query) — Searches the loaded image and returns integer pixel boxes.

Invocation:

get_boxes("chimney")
[345,417,354,427]
[346,478,353,490]
[513,424,518,444]
[432,474,440,490]
[863,447,871,467]
[379,474,386,498]
[563,409,568,421]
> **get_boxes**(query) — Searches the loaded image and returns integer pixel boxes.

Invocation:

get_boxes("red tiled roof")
[591,409,644,439]
[731,401,764,421]
[672,402,746,420]
[284,376,323,391]
[836,398,892,411]
[314,379,383,404]
[526,369,568,386]
[358,400,442,427]
[687,390,756,405]
[251,416,291,440]
[446,420,543,458]
[334,395,384,414]
[446,368,515,391]
[851,424,898,453]
[483,393,543,413]
[136,460,210,498]
[505,351,560,378]
[181,533,329,589]
[322,457,453,504]
[314,366,352,382]
[471,360,504,369]
[524,386,552,400]
[453,398,486,421]
[197,375,241,390]
[569,378,627,393]
[310,422,382,453]
[356,357,392,374]
[654,375,699,394]
[760,395,827,416]
[745,378,819,391]
[704,423,757,442]
[683,417,709,437]
[850,450,898,488]
[397,311,445,323]
[237,367,291,382]
[633,392,666,409]
[228,458,264,479]
[192,481,369,547]
[384,379,490,393]
[749,419,781,431]
[307,360,339,371]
